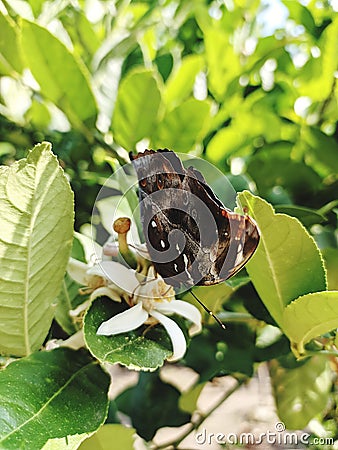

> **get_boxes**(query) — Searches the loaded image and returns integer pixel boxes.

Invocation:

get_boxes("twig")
[152,378,246,450]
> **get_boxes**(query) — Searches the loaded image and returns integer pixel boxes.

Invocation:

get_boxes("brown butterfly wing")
[131,149,260,287]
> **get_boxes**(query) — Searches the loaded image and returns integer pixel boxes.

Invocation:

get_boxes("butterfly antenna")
[189,290,226,330]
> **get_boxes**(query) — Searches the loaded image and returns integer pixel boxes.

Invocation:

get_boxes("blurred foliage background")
[1,0,338,445]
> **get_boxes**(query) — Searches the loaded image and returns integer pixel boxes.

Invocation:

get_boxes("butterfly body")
[131,149,259,288]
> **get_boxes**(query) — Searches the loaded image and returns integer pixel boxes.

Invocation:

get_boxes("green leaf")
[179,382,205,414]
[274,204,326,227]
[164,55,204,109]
[247,157,322,204]
[26,0,45,18]
[236,191,326,327]
[0,142,74,356]
[25,99,51,129]
[43,433,91,450]
[181,281,242,325]
[283,1,316,35]
[116,371,190,441]
[322,248,338,290]
[270,356,331,429]
[282,291,338,355]
[20,20,97,127]
[185,326,255,381]
[152,97,212,152]
[0,348,110,450]
[84,297,173,371]
[302,127,338,176]
[206,127,249,163]
[0,13,23,75]
[297,17,338,101]
[111,69,162,150]
[79,424,135,450]
[55,273,84,335]
[204,28,241,101]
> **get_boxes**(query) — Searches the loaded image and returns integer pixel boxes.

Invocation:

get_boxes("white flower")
[96,262,202,362]
[68,257,202,362]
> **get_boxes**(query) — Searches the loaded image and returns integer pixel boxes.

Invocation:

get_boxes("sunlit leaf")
[206,127,249,163]
[79,424,135,450]
[152,97,212,152]
[0,142,74,356]
[283,1,316,35]
[0,348,110,449]
[204,28,240,101]
[0,13,23,75]
[43,433,91,450]
[297,17,338,101]
[236,191,326,327]
[165,55,205,109]
[283,291,338,355]
[112,68,162,149]
[179,382,205,414]
[26,0,45,18]
[20,20,97,127]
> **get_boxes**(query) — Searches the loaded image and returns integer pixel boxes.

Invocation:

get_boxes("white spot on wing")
[174,263,178,272]
[151,220,157,228]
[182,253,193,281]
[160,240,166,248]
[234,247,244,266]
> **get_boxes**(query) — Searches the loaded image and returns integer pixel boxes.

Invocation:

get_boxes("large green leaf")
[0,13,23,75]
[0,348,110,450]
[236,191,326,327]
[152,97,212,152]
[0,142,74,356]
[111,68,162,150]
[270,356,331,429]
[20,20,97,127]
[283,291,338,355]
[84,297,173,371]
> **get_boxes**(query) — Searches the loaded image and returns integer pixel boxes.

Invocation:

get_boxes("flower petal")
[60,330,85,350]
[155,300,202,336]
[67,258,88,284]
[150,310,187,362]
[98,261,139,294]
[96,302,148,335]
[90,286,122,302]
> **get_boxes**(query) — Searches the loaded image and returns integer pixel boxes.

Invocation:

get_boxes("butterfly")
[130,149,260,289]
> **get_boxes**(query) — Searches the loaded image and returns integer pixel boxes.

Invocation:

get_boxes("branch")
[152,378,246,450]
